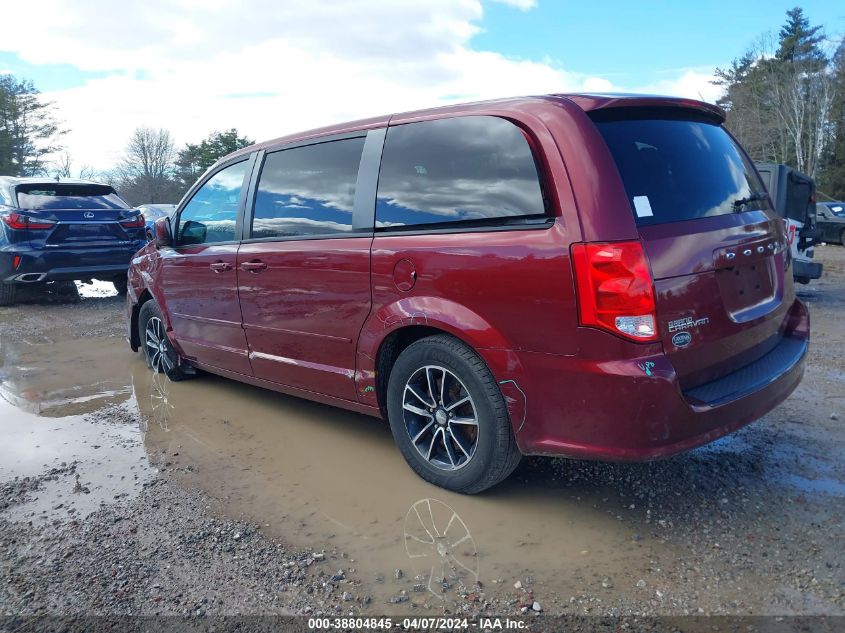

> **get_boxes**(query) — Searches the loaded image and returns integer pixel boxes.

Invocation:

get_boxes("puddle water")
[75,279,119,299]
[132,363,640,608]
[1,332,843,611]
[0,337,153,523]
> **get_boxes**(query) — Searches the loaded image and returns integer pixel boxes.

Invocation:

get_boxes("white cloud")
[635,69,723,104]
[0,1,723,175]
[488,0,538,9]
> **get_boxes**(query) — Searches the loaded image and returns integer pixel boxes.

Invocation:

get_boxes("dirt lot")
[0,247,843,620]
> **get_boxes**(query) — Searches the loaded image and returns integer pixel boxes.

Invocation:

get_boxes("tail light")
[120,214,145,229]
[1,212,56,230]
[571,240,658,342]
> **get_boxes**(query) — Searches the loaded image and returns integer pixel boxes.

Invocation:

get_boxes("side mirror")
[180,220,207,245]
[153,216,173,249]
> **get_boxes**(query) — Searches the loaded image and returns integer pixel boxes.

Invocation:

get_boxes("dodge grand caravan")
[126,94,809,493]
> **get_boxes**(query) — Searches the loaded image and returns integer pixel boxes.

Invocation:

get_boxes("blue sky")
[0,0,841,172]
[476,1,843,81]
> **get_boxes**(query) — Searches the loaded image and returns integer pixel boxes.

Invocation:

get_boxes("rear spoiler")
[563,94,726,124]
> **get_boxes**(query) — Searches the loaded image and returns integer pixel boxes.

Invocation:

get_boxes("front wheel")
[138,301,191,381]
[386,335,521,494]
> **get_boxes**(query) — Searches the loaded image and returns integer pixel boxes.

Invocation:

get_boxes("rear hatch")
[15,183,145,248]
[592,109,791,390]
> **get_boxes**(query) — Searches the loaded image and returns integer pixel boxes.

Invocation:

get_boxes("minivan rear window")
[16,184,129,211]
[592,112,771,226]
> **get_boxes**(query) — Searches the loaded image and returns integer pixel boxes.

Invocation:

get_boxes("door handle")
[209,261,232,273]
[240,260,268,273]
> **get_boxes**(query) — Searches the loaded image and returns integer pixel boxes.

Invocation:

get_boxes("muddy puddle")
[2,331,843,612]
[0,337,153,523]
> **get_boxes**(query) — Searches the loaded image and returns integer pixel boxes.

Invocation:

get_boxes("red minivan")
[126,94,809,493]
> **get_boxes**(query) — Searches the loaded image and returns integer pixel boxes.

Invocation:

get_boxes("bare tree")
[716,13,837,179]
[52,151,73,179]
[114,127,180,205]
[51,151,100,181]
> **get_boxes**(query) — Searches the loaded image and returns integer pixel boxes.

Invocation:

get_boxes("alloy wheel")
[144,316,174,374]
[402,365,479,471]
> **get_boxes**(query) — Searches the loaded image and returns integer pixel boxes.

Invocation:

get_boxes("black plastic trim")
[683,335,807,407]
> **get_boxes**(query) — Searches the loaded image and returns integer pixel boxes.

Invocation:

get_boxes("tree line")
[0,76,252,205]
[1,6,844,203]
[715,7,843,198]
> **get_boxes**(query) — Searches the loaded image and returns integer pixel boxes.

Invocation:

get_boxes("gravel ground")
[0,248,843,622]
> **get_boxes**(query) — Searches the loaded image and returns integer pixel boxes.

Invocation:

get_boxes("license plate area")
[716,259,777,322]
[47,223,126,244]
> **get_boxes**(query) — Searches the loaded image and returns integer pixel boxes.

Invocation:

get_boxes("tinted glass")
[178,161,248,245]
[140,204,175,220]
[252,137,365,239]
[827,203,845,217]
[375,116,545,229]
[16,184,129,210]
[594,115,772,226]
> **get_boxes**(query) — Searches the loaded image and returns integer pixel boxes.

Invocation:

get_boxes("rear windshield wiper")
[733,191,768,210]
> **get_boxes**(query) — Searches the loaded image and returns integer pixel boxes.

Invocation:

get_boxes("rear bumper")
[509,298,809,460]
[0,243,145,283]
[793,258,822,281]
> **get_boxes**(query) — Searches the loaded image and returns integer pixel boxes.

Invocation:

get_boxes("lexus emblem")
[84,211,95,219]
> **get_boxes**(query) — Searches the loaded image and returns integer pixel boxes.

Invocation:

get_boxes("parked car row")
[0,178,176,305]
[125,93,810,493]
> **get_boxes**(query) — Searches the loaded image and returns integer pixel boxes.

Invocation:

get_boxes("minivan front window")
[593,113,772,226]
[177,161,248,245]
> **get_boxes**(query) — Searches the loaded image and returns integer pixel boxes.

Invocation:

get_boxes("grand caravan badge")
[667,315,710,333]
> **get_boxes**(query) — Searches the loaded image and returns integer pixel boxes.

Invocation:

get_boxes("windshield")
[592,112,771,226]
[16,184,130,211]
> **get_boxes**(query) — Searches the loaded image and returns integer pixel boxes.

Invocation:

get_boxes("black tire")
[53,280,80,302]
[113,276,128,295]
[138,300,191,381]
[386,334,521,494]
[840,228,845,246]
[0,282,16,307]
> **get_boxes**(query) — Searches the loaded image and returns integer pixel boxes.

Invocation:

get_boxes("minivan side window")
[251,137,366,239]
[178,160,249,246]
[375,116,546,230]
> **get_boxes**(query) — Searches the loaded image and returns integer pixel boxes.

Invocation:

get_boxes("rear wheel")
[138,301,191,381]
[113,276,128,295]
[0,283,16,307]
[386,334,521,494]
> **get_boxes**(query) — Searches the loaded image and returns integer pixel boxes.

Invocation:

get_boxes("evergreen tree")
[174,129,253,194]
[0,75,64,176]
[777,7,826,68]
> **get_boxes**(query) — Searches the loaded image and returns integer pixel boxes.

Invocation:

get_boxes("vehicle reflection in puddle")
[404,498,479,600]
[0,337,153,524]
[130,359,651,608]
